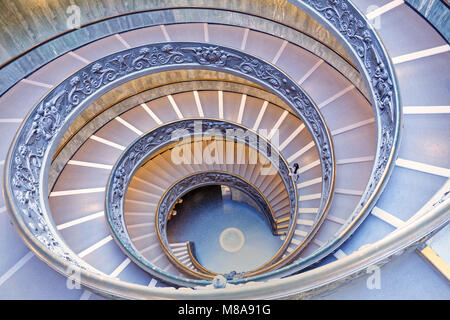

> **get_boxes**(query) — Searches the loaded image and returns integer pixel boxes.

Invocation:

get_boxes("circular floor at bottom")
[167,187,284,274]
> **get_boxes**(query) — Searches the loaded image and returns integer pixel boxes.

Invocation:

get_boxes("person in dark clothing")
[291,162,300,182]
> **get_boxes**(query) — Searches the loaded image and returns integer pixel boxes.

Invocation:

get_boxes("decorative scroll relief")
[106,119,298,280]
[300,0,399,210]
[6,42,333,271]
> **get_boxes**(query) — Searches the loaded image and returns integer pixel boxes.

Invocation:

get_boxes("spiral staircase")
[0,0,448,299]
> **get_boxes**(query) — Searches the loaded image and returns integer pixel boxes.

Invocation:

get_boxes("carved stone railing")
[4,41,334,288]
[105,119,298,284]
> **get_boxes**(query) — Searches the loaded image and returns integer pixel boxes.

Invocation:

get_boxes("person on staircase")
[291,162,300,183]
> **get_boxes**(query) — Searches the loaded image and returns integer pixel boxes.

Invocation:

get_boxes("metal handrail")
[155,170,281,279]
[3,0,403,298]
[7,183,447,299]
[105,119,298,286]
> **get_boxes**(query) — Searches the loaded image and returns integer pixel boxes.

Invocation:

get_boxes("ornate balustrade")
[4,41,334,288]
[157,171,280,277]
[2,0,407,298]
[105,119,297,284]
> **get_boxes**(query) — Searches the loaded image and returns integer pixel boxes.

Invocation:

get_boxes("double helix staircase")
[0,0,448,299]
